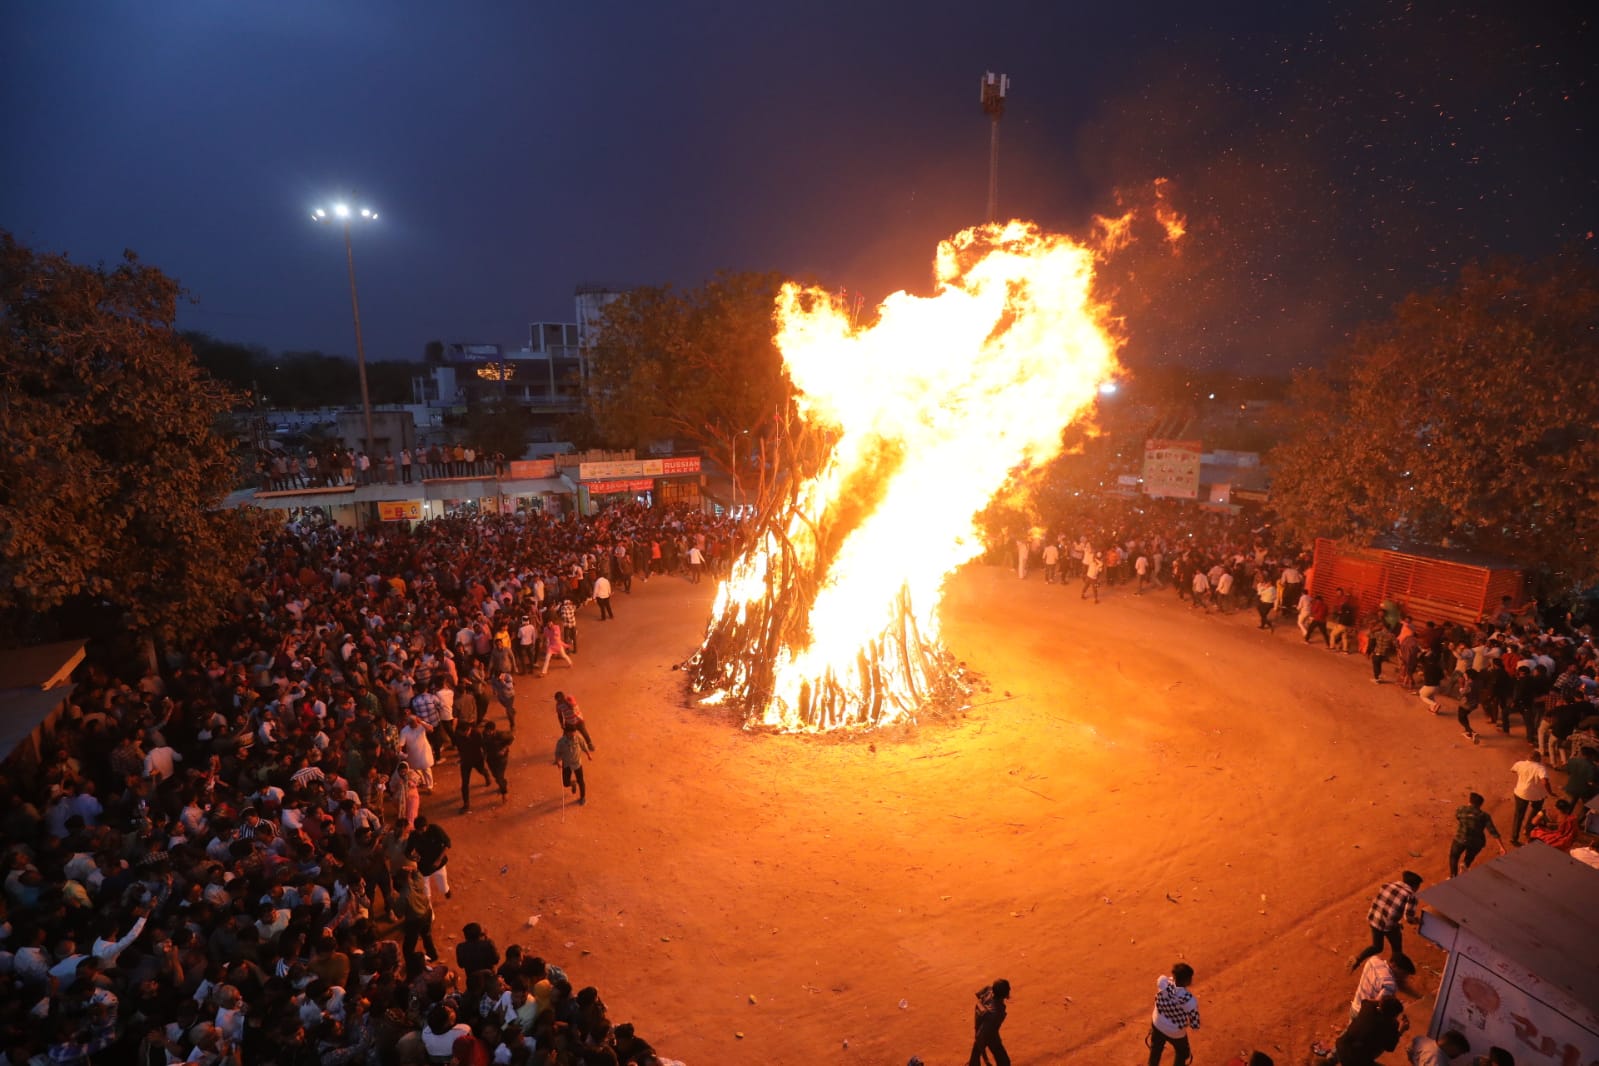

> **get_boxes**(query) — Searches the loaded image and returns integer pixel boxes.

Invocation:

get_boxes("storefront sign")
[508,458,557,478]
[587,478,657,494]
[580,459,660,480]
[661,456,701,474]
[377,500,423,521]
[579,456,702,481]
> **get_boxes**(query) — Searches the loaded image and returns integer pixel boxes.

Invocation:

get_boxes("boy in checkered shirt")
[1148,962,1200,1066]
[1350,871,1423,971]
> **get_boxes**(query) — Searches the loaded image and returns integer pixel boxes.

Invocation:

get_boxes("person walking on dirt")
[537,617,572,676]
[554,728,592,806]
[394,859,438,971]
[1367,623,1397,684]
[553,692,595,751]
[1448,791,1506,876]
[1350,871,1422,970]
[406,815,453,900]
[1147,962,1200,1066]
[1508,750,1551,845]
[454,720,491,814]
[967,978,1011,1066]
[492,670,518,730]
[1080,550,1103,603]
[481,720,513,803]
[559,597,579,653]
[1253,573,1277,631]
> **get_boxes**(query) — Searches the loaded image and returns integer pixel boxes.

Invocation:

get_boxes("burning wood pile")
[689,221,1131,731]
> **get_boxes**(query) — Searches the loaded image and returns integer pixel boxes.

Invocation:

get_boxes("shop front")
[575,456,704,515]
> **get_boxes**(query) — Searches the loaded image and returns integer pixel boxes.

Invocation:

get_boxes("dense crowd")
[0,504,742,1066]
[3,486,1594,1065]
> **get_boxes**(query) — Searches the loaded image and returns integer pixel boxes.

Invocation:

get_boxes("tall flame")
[697,221,1122,730]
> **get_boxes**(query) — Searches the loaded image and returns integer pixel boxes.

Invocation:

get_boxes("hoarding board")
[1143,439,1202,499]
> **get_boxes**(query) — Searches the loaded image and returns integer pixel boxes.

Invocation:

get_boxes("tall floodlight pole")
[980,72,1009,222]
[312,203,379,453]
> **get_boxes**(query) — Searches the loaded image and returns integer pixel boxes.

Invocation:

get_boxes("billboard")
[1143,439,1202,499]
[586,478,657,494]
[578,456,701,481]
[508,458,557,479]
[378,501,423,521]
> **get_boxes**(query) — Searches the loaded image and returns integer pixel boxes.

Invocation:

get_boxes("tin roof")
[1419,843,1599,1017]
[0,639,85,760]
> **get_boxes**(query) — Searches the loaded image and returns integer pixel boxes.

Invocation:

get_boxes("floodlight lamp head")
[333,203,351,219]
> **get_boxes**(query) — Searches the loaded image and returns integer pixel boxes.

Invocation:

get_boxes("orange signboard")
[508,458,557,479]
[378,500,423,521]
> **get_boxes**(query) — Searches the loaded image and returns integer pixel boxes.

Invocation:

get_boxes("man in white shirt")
[92,908,148,966]
[593,575,614,620]
[1349,953,1414,1020]
[144,742,182,782]
[1214,569,1235,612]
[516,617,538,674]
[1509,750,1552,845]
[47,939,89,987]
[1407,1029,1471,1065]
[11,928,52,988]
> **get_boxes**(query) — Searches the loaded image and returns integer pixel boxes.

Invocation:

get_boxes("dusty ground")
[423,564,1525,1065]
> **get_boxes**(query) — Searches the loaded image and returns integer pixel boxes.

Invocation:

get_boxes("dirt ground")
[424,564,1525,1065]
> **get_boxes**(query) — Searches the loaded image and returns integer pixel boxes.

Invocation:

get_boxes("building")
[1417,844,1599,1058]
[0,639,85,762]
[230,453,578,528]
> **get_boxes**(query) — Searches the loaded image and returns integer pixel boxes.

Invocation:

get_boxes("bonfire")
[690,220,1128,731]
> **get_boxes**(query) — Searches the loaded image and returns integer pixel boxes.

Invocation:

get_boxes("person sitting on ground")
[1528,799,1581,851]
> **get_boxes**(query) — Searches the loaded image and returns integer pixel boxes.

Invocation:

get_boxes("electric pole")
[980,71,1009,222]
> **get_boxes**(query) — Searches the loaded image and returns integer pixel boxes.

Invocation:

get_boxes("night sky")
[3,2,1592,374]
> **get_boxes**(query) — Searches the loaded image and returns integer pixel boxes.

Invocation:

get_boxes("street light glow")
[333,203,350,219]
[360,208,371,218]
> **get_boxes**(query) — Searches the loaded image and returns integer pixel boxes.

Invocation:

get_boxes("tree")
[0,233,268,647]
[471,396,531,462]
[583,272,794,502]
[1269,252,1599,585]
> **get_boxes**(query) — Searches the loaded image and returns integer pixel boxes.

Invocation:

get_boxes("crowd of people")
[2,483,1594,1065]
[257,442,518,492]
[0,503,742,1066]
[1015,499,1598,1066]
[1017,499,1599,775]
